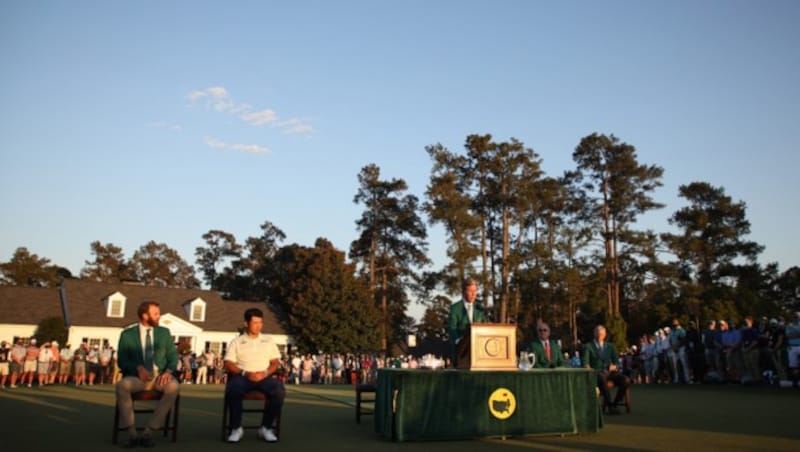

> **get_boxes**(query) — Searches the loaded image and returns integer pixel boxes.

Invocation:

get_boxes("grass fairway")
[1,382,798,451]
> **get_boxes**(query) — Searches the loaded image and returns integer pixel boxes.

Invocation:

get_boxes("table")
[374,368,602,441]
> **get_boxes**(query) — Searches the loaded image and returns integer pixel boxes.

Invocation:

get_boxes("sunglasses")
[537,329,549,332]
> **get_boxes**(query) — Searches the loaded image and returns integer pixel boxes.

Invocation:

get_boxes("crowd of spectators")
[613,313,800,387]
[2,311,797,389]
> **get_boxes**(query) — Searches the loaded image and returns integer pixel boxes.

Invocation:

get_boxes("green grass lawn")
[1,382,798,451]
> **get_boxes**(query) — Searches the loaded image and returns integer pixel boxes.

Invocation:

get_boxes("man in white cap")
[48,341,60,384]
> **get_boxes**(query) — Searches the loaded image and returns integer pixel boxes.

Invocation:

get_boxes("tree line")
[2,132,798,352]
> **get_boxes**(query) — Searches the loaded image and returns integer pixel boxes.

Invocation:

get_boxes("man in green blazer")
[529,321,564,368]
[116,301,180,447]
[448,278,489,366]
[582,324,628,414]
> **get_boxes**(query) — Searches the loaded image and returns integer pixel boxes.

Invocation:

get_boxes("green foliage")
[604,313,628,351]
[0,247,65,287]
[34,316,67,345]
[350,164,429,350]
[273,238,381,353]
[128,241,200,288]
[80,241,131,282]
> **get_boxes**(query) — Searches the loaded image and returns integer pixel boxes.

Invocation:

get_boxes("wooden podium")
[456,323,517,370]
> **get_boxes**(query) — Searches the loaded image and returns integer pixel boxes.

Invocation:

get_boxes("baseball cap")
[30,338,37,344]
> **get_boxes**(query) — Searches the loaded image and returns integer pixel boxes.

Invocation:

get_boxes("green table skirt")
[375,368,602,441]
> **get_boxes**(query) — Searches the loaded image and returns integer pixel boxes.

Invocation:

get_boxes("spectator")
[686,321,704,383]
[767,318,786,383]
[9,339,26,388]
[786,312,800,387]
[72,343,88,386]
[702,320,718,378]
[58,343,72,384]
[36,341,53,386]
[23,338,39,388]
[741,316,760,383]
[0,341,9,388]
[668,319,691,384]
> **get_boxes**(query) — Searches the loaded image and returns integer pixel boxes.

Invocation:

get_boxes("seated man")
[582,325,628,414]
[224,308,286,443]
[529,321,564,368]
[116,301,180,447]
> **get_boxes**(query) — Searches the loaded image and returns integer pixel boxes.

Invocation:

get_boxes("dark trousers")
[596,371,627,406]
[225,374,285,429]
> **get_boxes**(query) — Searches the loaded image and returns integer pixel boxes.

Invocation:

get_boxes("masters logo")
[488,387,516,420]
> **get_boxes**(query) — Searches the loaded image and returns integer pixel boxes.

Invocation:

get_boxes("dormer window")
[106,291,126,318]
[187,297,206,322]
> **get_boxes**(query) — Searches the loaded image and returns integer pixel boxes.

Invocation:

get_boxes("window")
[187,297,206,322]
[105,292,126,318]
[191,304,204,321]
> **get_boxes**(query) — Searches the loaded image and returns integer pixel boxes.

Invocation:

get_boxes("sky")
[1,1,799,319]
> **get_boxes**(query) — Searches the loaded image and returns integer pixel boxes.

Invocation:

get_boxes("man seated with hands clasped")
[116,301,180,448]
[582,324,629,414]
[224,308,286,443]
[529,321,564,368]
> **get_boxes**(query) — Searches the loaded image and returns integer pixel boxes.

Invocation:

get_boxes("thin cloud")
[204,137,270,155]
[188,86,314,135]
[146,121,182,131]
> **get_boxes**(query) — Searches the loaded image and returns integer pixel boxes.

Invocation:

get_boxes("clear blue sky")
[2,1,798,318]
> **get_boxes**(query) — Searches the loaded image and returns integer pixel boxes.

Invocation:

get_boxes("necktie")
[144,328,154,371]
[545,341,551,360]
[467,303,473,323]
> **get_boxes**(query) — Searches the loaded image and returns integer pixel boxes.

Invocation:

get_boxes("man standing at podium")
[529,321,564,368]
[448,278,488,366]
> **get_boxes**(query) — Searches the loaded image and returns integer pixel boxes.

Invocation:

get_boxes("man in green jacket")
[116,301,180,447]
[447,278,489,366]
[529,321,564,368]
[582,324,628,414]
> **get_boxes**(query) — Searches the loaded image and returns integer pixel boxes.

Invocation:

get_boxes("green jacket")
[447,300,488,344]
[117,324,178,377]
[529,339,564,368]
[582,340,619,372]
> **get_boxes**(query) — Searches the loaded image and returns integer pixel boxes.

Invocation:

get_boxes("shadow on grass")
[1,383,798,452]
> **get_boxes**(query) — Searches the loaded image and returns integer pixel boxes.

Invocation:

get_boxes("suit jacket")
[447,300,488,344]
[582,340,619,372]
[529,339,564,368]
[117,324,178,377]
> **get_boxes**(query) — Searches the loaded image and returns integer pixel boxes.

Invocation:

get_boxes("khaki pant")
[115,373,179,432]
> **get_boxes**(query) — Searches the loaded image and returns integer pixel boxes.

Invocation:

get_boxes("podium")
[456,323,517,370]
